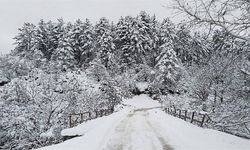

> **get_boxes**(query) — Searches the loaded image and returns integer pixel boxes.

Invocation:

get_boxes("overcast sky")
[0,0,180,54]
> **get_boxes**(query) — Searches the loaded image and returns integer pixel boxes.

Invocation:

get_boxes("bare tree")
[172,0,250,41]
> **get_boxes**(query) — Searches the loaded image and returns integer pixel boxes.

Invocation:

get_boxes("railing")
[68,108,113,128]
[164,106,208,127]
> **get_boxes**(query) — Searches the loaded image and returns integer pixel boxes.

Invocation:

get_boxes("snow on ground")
[37,94,250,150]
[37,109,131,150]
[148,109,250,150]
[136,82,149,92]
[123,94,161,109]
[103,109,173,150]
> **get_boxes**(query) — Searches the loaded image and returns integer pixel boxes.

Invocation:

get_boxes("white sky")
[0,0,180,54]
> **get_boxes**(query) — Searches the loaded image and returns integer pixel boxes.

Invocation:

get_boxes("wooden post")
[184,110,187,121]
[80,113,83,123]
[95,110,98,118]
[191,112,195,123]
[200,114,206,127]
[69,115,72,128]
[179,109,181,118]
[100,110,103,117]
[88,112,91,119]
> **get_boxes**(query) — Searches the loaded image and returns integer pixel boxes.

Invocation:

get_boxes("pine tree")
[155,42,181,90]
[115,16,134,68]
[63,19,94,68]
[130,11,153,64]
[174,24,193,66]
[35,20,64,61]
[95,17,115,68]
[146,15,160,67]
[13,23,37,58]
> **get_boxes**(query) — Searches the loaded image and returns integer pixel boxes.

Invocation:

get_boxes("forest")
[0,10,249,149]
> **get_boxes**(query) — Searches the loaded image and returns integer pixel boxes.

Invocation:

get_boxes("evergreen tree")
[35,20,64,61]
[115,16,134,68]
[155,42,181,91]
[63,19,94,68]
[147,15,160,67]
[174,25,193,66]
[130,11,153,64]
[95,18,115,68]
[13,23,37,58]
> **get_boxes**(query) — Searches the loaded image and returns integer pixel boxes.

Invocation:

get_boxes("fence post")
[100,110,103,117]
[179,109,181,118]
[80,113,83,123]
[200,114,206,127]
[95,110,98,118]
[184,110,187,121]
[191,112,195,123]
[69,115,72,128]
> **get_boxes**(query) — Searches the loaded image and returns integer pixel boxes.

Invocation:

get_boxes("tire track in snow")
[145,114,174,150]
[103,109,174,150]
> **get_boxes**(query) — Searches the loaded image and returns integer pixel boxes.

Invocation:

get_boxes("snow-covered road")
[37,95,250,150]
[103,108,173,150]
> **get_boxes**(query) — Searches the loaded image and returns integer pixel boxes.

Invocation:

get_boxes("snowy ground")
[37,94,250,150]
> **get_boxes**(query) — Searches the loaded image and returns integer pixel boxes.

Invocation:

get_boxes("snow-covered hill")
[37,95,250,150]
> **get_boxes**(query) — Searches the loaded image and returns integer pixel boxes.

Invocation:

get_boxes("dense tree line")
[0,11,249,149]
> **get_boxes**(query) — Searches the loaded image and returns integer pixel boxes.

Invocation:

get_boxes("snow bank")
[148,109,250,150]
[135,82,149,92]
[37,109,130,150]
[61,111,124,137]
[123,94,161,109]
[40,128,54,138]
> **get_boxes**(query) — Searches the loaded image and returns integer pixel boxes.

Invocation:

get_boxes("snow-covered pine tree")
[94,17,115,68]
[36,20,61,61]
[115,16,134,68]
[63,19,94,68]
[155,42,181,91]
[130,11,153,65]
[146,15,160,67]
[13,23,37,58]
[159,18,176,46]
[174,25,193,66]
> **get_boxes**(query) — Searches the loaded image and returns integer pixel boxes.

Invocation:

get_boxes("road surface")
[104,108,173,150]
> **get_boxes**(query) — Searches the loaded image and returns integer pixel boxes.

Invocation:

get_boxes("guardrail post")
[88,112,91,119]
[200,114,206,127]
[69,115,72,128]
[100,110,103,117]
[184,110,187,121]
[80,113,83,123]
[191,112,195,123]
[95,110,98,118]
